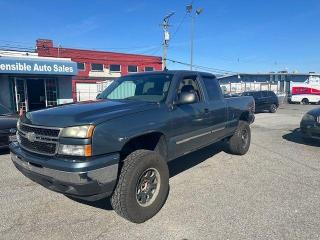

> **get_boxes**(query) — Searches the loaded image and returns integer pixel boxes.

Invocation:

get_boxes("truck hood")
[21,100,158,127]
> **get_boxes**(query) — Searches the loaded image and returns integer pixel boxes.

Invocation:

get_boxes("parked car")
[300,107,320,140]
[242,90,279,113]
[0,104,18,149]
[290,94,320,105]
[10,70,255,223]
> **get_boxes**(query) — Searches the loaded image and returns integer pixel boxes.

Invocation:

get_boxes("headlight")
[302,114,315,122]
[58,144,92,157]
[60,125,94,138]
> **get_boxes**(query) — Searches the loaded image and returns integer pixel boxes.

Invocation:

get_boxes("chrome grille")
[18,123,61,156]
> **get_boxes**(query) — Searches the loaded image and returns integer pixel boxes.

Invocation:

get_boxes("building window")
[77,62,85,71]
[91,63,103,71]
[128,65,138,73]
[110,64,121,72]
[145,66,154,72]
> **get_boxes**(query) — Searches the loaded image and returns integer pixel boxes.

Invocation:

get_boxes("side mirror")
[177,92,197,105]
[96,93,101,99]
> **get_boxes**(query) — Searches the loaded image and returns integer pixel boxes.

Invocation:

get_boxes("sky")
[0,0,320,74]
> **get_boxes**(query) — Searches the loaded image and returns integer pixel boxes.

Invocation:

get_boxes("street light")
[186,4,203,70]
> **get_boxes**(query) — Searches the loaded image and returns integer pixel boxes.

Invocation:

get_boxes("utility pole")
[186,4,203,70]
[161,12,175,70]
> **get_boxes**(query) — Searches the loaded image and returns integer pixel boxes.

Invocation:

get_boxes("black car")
[0,104,18,149]
[300,107,320,140]
[242,90,279,113]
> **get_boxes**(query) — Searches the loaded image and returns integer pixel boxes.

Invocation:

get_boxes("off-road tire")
[227,120,251,155]
[111,150,169,223]
[269,104,277,113]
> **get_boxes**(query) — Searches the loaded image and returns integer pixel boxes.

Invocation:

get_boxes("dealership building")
[218,72,320,94]
[36,39,162,101]
[0,50,77,112]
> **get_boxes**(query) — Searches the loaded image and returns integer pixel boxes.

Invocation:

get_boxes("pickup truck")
[10,70,255,223]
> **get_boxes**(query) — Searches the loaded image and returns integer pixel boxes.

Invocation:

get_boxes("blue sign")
[0,57,78,75]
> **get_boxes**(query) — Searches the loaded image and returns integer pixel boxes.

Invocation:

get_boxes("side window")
[261,91,269,98]
[202,76,222,101]
[177,75,202,103]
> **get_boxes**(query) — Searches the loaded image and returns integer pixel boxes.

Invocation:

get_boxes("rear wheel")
[111,150,169,223]
[269,104,277,113]
[227,121,251,155]
[301,98,309,105]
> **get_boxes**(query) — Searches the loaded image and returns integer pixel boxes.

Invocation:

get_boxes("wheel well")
[239,111,250,122]
[120,132,167,161]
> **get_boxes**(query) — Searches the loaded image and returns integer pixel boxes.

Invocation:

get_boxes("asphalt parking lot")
[0,104,319,240]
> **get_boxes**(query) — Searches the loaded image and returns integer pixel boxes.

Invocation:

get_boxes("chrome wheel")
[136,168,161,207]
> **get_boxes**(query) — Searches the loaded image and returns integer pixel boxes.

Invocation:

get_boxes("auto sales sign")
[0,57,78,75]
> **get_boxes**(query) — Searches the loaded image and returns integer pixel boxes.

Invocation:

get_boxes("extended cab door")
[168,74,213,158]
[200,75,228,141]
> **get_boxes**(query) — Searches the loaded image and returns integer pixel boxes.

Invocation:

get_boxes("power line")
[165,58,238,75]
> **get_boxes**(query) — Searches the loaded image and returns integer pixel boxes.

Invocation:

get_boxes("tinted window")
[261,91,269,97]
[77,62,85,70]
[202,76,222,101]
[145,66,154,72]
[110,64,121,72]
[91,63,103,71]
[128,65,138,72]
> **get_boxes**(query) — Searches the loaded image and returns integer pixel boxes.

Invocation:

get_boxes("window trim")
[109,64,121,73]
[90,63,104,72]
[128,65,138,73]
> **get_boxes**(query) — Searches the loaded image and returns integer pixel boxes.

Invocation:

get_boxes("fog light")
[58,144,92,157]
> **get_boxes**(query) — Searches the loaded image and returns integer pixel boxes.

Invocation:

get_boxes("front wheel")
[111,150,169,223]
[226,121,251,155]
[269,104,277,113]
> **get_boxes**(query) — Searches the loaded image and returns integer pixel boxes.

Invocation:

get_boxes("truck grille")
[18,123,61,156]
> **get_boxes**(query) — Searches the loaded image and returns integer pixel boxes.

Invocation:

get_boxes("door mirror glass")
[177,92,197,105]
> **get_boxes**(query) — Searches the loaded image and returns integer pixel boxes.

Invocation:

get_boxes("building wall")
[36,39,162,101]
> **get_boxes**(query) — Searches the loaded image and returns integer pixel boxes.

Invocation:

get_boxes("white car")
[290,94,320,104]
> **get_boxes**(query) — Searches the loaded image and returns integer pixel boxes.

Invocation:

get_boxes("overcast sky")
[1,0,320,73]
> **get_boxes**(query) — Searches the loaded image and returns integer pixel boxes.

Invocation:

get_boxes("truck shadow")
[282,128,320,147]
[68,141,224,211]
[0,149,10,155]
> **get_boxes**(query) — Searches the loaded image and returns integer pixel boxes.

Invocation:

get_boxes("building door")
[26,79,46,111]
[14,78,28,112]
[76,83,98,101]
[45,79,58,107]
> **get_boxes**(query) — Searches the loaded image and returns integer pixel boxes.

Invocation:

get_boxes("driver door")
[168,74,212,159]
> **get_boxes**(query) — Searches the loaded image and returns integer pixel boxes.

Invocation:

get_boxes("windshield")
[0,104,11,115]
[98,73,173,103]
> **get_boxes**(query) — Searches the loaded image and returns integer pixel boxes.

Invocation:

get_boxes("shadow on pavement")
[0,148,10,155]
[70,141,224,211]
[282,128,320,147]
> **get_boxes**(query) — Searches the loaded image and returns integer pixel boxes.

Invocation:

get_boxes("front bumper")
[10,142,120,200]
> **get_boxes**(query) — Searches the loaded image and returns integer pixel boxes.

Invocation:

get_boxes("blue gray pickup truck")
[10,70,254,223]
